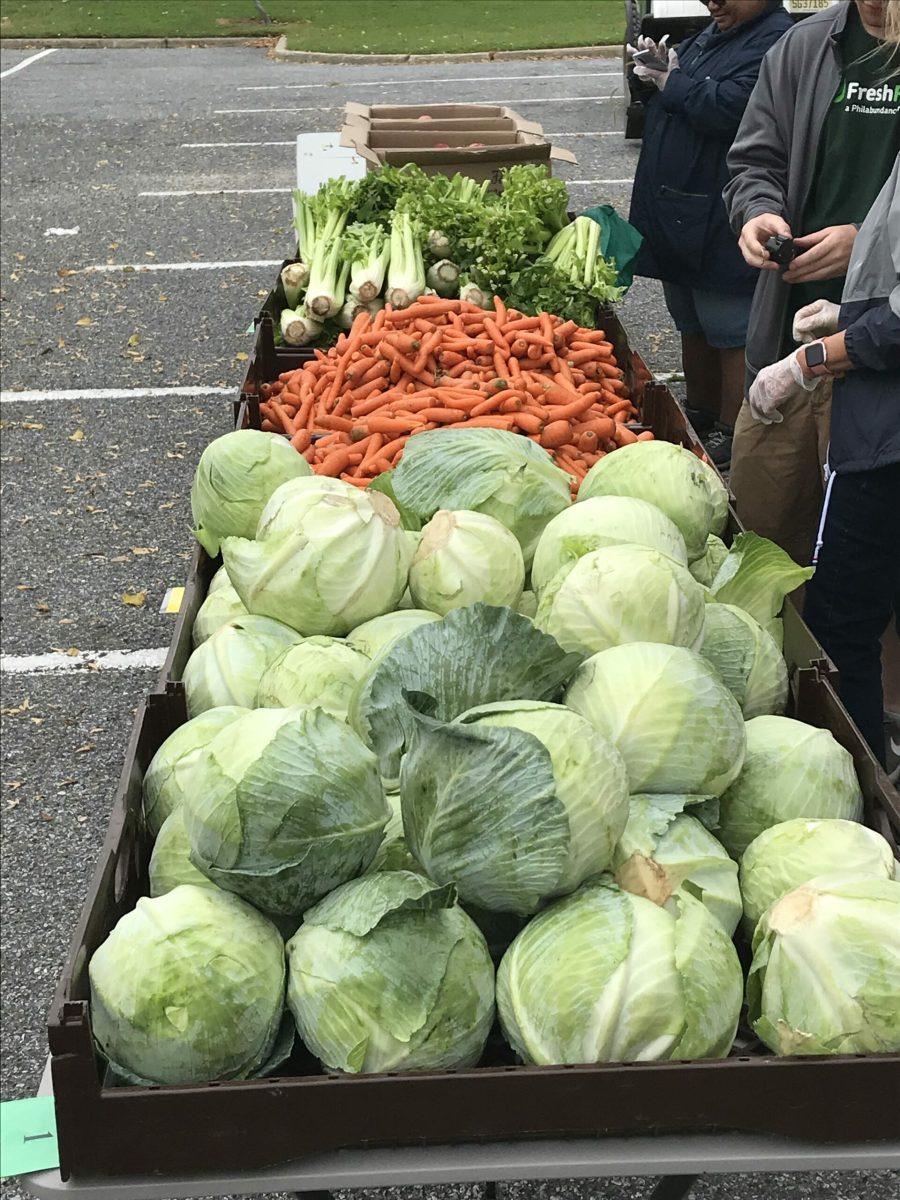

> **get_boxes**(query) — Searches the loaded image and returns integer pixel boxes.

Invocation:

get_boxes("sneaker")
[683,405,716,434]
[705,425,734,469]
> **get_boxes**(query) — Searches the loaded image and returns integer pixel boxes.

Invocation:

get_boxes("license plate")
[787,0,832,12]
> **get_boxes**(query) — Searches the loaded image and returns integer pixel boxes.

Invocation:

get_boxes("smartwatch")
[803,341,831,378]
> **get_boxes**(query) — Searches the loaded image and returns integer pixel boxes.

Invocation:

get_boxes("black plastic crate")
[47,673,900,1182]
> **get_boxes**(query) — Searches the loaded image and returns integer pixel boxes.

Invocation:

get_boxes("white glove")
[748,351,822,425]
[792,299,841,343]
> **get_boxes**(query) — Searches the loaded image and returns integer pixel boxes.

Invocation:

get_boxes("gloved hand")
[627,36,679,90]
[792,299,841,343]
[748,350,822,425]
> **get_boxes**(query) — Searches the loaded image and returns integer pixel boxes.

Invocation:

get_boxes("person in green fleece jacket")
[723,0,900,566]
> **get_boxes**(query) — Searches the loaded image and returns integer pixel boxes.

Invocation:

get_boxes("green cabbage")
[709,532,813,630]
[365,793,419,873]
[142,706,249,835]
[190,429,310,557]
[697,458,729,537]
[349,603,581,787]
[223,476,412,636]
[565,642,745,796]
[409,509,525,615]
[346,608,441,660]
[717,716,863,859]
[401,699,629,915]
[181,616,302,717]
[689,535,729,588]
[739,818,897,937]
[192,583,247,647]
[535,544,706,656]
[182,706,390,916]
[578,442,716,561]
[386,427,571,567]
[497,877,742,1063]
[532,495,688,597]
[89,885,287,1084]
[613,795,741,936]
[748,873,900,1055]
[286,871,495,1073]
[699,603,788,719]
[149,809,219,897]
[256,636,371,720]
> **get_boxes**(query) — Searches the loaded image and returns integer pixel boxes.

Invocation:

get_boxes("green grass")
[0,0,625,50]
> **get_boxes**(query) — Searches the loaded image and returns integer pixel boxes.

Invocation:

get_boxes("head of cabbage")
[739,817,897,937]
[182,706,390,915]
[149,808,219,897]
[349,603,581,788]
[223,476,412,636]
[192,583,248,647]
[346,608,441,660]
[181,615,302,717]
[689,535,729,588]
[531,495,688,597]
[142,705,249,836]
[578,442,717,561]
[717,716,863,859]
[255,636,371,721]
[401,699,629,915]
[565,642,746,797]
[497,876,743,1064]
[286,871,495,1073]
[89,884,287,1084]
[535,544,706,657]
[699,602,788,719]
[190,429,311,557]
[384,427,571,567]
[613,795,741,936]
[748,872,900,1055]
[408,509,525,615]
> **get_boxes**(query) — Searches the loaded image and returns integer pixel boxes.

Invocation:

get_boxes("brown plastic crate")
[47,674,900,1182]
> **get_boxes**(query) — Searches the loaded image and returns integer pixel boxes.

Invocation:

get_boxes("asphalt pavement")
[0,43,895,1200]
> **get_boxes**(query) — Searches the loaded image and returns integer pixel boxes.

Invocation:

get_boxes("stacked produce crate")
[43,140,899,1188]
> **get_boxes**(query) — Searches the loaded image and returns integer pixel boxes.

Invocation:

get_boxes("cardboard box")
[340,102,575,184]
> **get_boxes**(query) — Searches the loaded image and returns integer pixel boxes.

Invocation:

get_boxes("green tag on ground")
[0,1097,60,1178]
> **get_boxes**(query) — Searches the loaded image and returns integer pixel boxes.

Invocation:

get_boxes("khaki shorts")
[730,381,832,567]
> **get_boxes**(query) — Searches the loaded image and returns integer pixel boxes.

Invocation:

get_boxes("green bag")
[582,205,644,292]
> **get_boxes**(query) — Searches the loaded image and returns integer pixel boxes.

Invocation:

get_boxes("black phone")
[632,48,669,72]
[764,234,797,267]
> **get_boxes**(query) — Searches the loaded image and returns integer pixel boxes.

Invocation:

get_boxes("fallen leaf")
[16,584,35,591]
[22,421,44,430]
[69,429,85,442]
[1,698,31,716]
[64,647,80,657]
[127,333,141,346]
[122,590,147,607]
[75,316,93,327]
[40,811,54,822]
[130,546,158,555]
[6,798,21,809]
[235,351,249,362]
[110,554,130,563]
[5,780,24,790]
[74,743,95,754]
[158,501,175,509]
[36,602,50,613]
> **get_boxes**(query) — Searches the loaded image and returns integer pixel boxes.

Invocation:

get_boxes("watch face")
[806,343,826,369]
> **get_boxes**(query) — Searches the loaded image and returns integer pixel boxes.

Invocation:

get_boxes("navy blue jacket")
[629,5,792,294]
[830,155,900,474]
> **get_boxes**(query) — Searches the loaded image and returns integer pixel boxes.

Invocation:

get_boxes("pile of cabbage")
[88,430,899,1088]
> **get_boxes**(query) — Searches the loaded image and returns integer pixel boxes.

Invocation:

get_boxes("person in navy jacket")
[628,0,792,465]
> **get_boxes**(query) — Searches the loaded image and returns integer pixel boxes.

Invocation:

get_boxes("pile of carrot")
[257,295,653,496]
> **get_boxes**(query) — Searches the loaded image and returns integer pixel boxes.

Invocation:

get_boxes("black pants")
[803,463,900,766]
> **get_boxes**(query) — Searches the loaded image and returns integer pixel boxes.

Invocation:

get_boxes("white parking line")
[140,187,292,197]
[1,385,234,404]
[214,94,621,115]
[236,72,621,91]
[182,140,295,148]
[1,648,168,675]
[67,258,281,274]
[0,47,57,81]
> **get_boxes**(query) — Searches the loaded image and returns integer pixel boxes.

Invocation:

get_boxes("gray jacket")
[723,2,848,385]
[830,154,900,473]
